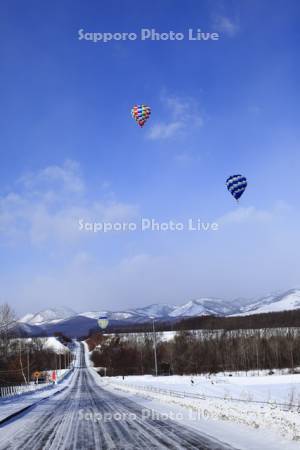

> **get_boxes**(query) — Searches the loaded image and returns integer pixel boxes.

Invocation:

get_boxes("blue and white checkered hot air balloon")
[226,174,247,201]
[98,316,109,330]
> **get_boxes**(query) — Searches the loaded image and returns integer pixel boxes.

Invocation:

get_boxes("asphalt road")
[0,345,237,450]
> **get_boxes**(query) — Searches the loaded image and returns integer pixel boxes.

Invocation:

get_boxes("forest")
[89,327,300,376]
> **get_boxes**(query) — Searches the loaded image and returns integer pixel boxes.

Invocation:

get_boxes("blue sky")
[0,0,300,315]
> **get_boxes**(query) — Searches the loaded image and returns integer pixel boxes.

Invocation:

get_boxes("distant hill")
[15,288,300,338]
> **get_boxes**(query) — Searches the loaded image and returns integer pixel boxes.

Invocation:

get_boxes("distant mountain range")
[16,288,300,338]
[19,307,76,325]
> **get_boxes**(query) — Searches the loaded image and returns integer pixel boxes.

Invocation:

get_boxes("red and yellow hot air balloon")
[131,104,151,128]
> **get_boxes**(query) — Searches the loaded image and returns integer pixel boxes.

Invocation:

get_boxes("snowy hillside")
[17,288,300,338]
[18,313,35,323]
[42,337,69,353]
[80,305,176,321]
[133,304,176,318]
[170,298,233,317]
[79,311,108,320]
[19,307,76,325]
[239,289,300,315]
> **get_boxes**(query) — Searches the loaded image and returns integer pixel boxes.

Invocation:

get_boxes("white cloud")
[8,252,183,313]
[147,94,203,140]
[148,122,183,140]
[219,206,272,224]
[2,165,299,316]
[214,15,239,37]
[19,160,85,194]
[2,196,300,316]
[0,161,138,245]
[218,203,291,225]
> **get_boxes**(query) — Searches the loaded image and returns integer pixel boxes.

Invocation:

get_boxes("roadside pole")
[19,340,27,384]
[27,348,30,384]
[152,318,158,376]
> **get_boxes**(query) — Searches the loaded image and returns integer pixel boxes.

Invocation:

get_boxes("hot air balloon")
[226,174,247,201]
[98,316,109,330]
[131,104,151,127]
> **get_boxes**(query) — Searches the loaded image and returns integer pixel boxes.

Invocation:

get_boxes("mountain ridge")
[18,289,300,335]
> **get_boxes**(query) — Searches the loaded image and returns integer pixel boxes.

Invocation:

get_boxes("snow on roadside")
[101,376,300,442]
[0,342,80,422]
[97,379,300,450]
[0,370,73,422]
[83,341,93,367]
[109,373,300,406]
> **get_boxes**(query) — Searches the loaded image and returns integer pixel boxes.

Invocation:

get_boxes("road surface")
[0,344,236,450]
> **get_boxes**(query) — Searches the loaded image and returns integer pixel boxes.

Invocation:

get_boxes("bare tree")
[0,303,16,358]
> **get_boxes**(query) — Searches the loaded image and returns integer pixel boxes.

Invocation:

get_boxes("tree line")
[89,308,300,336]
[0,303,73,385]
[90,328,300,376]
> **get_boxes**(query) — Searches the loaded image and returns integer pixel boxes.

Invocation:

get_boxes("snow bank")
[104,375,300,441]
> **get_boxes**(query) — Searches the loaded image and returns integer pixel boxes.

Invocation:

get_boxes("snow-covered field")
[109,372,300,406]
[102,371,300,443]
[100,382,300,450]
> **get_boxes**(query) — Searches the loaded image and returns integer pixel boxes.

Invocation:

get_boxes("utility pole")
[19,340,27,384]
[152,318,158,376]
[27,347,30,384]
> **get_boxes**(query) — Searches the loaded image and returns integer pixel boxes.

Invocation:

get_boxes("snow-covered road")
[0,344,235,450]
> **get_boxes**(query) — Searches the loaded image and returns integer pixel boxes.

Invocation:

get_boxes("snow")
[100,382,300,450]
[170,298,225,317]
[103,372,300,442]
[80,310,137,320]
[16,289,300,333]
[18,313,35,323]
[18,307,76,325]
[10,337,70,354]
[79,311,102,319]
[111,312,136,319]
[0,343,79,422]
[1,344,239,450]
[241,290,300,315]
[108,372,300,406]
[134,304,175,318]
[103,328,300,344]
[103,330,177,342]
[156,331,176,342]
[1,342,299,449]
[43,337,69,353]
